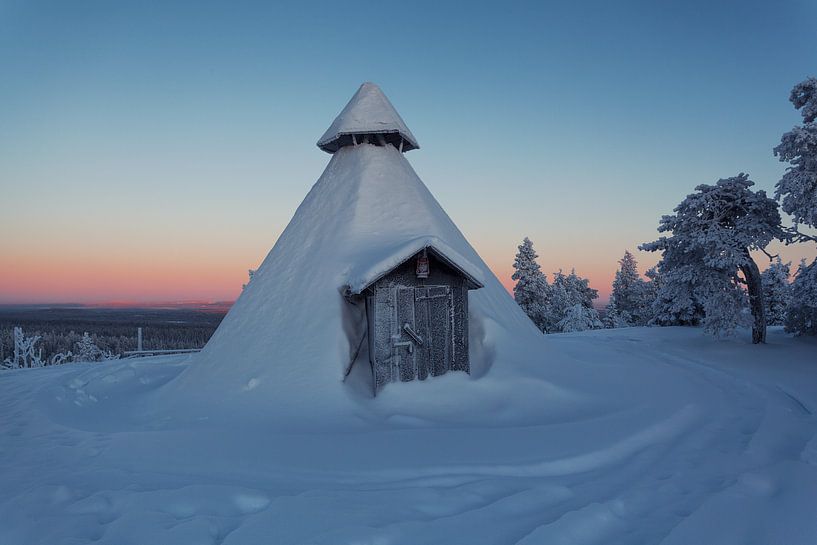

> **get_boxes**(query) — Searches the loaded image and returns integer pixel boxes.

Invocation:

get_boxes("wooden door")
[394,287,418,381]
[371,284,453,392]
[372,287,395,391]
[415,286,451,377]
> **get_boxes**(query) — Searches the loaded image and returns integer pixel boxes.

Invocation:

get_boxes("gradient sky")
[2,0,816,304]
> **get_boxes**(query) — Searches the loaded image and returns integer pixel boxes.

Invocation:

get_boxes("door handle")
[393,341,414,354]
[403,323,424,345]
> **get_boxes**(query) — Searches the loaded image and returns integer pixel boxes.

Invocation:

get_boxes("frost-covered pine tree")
[73,332,116,362]
[606,250,650,326]
[647,258,702,326]
[761,258,791,326]
[75,332,103,362]
[774,77,817,234]
[552,269,598,309]
[558,303,604,332]
[512,237,551,332]
[773,77,817,334]
[640,174,783,343]
[641,265,660,323]
[785,259,817,335]
[549,269,601,331]
[698,270,753,339]
[546,277,570,331]
[603,298,633,329]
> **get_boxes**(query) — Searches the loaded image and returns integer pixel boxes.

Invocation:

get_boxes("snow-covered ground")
[1,327,816,544]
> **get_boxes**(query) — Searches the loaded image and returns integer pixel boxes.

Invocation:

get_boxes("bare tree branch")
[759,247,779,261]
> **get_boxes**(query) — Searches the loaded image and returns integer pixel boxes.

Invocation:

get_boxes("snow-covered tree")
[641,265,660,323]
[698,271,752,338]
[640,174,783,343]
[647,258,703,326]
[2,327,45,369]
[551,269,597,309]
[761,258,791,326]
[74,333,103,362]
[773,77,817,336]
[511,237,551,332]
[785,259,817,335]
[606,250,650,326]
[74,332,117,363]
[50,352,73,366]
[603,299,633,329]
[774,77,817,234]
[549,270,601,331]
[558,303,604,332]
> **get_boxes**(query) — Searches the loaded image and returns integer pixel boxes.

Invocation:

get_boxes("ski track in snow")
[1,328,816,544]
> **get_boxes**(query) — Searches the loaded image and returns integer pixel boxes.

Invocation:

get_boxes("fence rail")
[123,348,202,358]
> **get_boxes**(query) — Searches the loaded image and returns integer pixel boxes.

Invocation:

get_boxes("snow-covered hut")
[346,239,484,392]
[179,83,538,409]
[317,84,483,392]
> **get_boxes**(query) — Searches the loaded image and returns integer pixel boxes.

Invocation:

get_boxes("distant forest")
[0,307,227,363]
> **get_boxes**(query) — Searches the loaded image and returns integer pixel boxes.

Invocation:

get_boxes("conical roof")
[165,87,540,427]
[317,82,419,153]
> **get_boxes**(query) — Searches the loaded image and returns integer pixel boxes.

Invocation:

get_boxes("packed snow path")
[1,327,816,544]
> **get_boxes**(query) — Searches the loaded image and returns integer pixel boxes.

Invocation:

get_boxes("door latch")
[403,323,424,345]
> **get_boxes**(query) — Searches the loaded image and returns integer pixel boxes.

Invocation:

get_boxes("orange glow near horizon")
[0,249,246,304]
[0,243,622,306]
[1,236,813,306]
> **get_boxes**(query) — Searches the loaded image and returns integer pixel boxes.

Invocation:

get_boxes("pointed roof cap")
[317,82,419,153]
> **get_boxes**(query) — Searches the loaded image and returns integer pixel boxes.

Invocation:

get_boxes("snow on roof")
[345,236,485,295]
[160,87,543,424]
[317,82,419,153]
[173,143,536,412]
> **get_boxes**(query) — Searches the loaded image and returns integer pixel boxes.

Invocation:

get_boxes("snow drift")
[3,328,817,544]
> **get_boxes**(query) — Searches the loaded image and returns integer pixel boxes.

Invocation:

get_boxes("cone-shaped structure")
[172,84,539,424]
[317,82,419,153]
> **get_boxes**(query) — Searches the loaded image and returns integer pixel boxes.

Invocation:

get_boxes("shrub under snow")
[2,328,116,369]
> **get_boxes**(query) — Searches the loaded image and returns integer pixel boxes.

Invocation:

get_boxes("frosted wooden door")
[415,286,451,378]
[394,287,417,381]
[372,287,395,390]
[373,285,453,391]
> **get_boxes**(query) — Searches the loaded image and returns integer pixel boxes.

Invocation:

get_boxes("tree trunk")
[740,252,766,344]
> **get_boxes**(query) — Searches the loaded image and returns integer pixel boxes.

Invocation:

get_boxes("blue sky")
[1,0,815,303]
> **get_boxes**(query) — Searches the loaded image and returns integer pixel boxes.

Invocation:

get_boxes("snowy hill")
[1,327,816,544]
